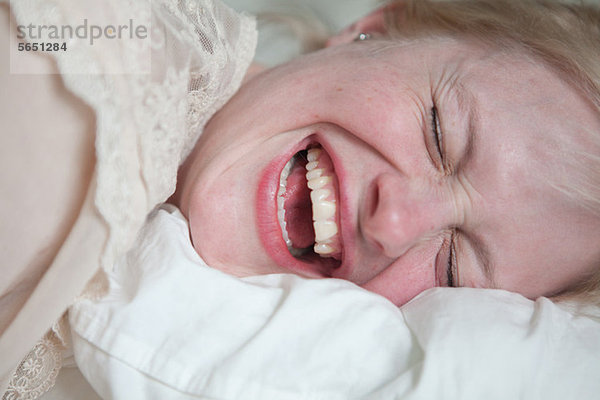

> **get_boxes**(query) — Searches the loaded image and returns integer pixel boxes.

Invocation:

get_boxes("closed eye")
[424,106,446,170]
[431,106,444,161]
[431,106,458,287]
[447,231,457,287]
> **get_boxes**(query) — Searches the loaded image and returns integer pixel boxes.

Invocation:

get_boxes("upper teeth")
[305,148,340,256]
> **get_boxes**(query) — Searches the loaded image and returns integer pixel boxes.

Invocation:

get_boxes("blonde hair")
[383,0,600,313]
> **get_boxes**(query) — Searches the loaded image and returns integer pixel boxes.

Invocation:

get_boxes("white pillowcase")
[69,205,600,400]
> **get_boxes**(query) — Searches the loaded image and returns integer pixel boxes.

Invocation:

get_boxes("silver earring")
[354,32,371,42]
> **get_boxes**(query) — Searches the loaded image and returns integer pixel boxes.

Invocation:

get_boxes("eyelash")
[447,231,457,287]
[431,106,444,162]
[431,106,458,287]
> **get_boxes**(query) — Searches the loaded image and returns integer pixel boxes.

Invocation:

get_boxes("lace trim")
[3,332,64,400]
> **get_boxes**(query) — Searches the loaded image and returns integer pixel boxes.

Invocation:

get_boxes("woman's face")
[178,38,600,306]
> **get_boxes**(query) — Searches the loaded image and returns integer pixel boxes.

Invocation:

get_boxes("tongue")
[283,159,314,248]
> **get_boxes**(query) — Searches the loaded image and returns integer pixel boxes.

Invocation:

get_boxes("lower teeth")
[277,155,299,252]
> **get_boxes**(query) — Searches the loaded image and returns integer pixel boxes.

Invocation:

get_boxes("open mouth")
[277,144,343,270]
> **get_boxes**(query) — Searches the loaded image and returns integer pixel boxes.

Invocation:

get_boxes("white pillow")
[69,206,600,400]
[401,288,600,399]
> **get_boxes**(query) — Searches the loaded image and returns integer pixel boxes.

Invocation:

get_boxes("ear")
[325,2,405,47]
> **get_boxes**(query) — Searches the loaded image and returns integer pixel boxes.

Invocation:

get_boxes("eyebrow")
[449,79,497,287]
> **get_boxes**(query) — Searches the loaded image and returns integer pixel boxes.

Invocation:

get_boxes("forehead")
[458,47,598,204]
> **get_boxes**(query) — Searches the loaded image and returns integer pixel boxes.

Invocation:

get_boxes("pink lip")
[256,131,355,279]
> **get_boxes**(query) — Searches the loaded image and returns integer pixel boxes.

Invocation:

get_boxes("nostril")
[366,180,380,218]
[362,180,386,252]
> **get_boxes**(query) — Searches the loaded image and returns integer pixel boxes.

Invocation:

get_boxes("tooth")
[313,220,338,241]
[278,155,302,254]
[305,168,323,181]
[306,161,319,171]
[314,243,335,255]
[303,147,343,258]
[280,157,294,180]
[307,148,321,162]
[310,188,330,203]
[307,176,331,190]
[312,200,335,220]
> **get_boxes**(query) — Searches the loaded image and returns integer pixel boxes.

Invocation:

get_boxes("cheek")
[183,160,258,266]
[187,184,235,264]
[322,92,427,171]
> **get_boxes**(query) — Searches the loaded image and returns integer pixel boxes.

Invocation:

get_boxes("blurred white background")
[222,0,379,65]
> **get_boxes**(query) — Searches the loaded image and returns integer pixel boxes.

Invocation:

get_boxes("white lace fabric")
[2,0,256,398]
[2,315,70,400]
[3,333,63,400]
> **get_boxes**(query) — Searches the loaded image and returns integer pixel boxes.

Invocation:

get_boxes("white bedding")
[66,206,600,400]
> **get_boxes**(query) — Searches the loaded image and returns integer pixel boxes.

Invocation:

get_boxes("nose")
[361,173,454,258]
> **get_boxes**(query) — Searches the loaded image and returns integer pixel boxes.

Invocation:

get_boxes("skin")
[176,37,600,306]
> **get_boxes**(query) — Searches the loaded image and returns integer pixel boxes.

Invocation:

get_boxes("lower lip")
[256,137,326,278]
